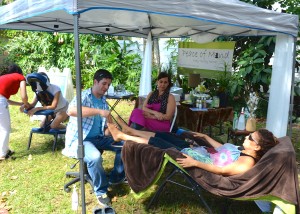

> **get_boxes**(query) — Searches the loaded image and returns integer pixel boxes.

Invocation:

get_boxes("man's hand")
[100,109,111,118]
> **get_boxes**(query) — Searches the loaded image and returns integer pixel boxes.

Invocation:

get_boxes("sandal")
[7,150,15,156]
[0,150,15,161]
[93,206,115,214]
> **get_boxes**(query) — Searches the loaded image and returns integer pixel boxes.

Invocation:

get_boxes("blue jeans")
[83,136,125,196]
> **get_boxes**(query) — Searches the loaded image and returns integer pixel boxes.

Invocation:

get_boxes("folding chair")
[122,136,299,214]
[169,106,178,132]
[27,109,66,152]
[147,156,212,213]
[25,73,66,152]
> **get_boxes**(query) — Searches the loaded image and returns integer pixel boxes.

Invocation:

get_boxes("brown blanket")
[122,137,300,212]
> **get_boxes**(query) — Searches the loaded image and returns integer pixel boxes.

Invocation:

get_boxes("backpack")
[26,73,54,106]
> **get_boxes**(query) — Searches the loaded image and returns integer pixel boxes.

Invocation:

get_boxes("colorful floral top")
[181,143,241,167]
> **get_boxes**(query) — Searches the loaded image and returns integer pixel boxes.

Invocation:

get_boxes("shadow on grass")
[128,165,261,214]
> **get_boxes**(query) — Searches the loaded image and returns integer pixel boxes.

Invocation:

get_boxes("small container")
[213,96,220,108]
[107,85,114,95]
[202,97,207,109]
[233,112,238,130]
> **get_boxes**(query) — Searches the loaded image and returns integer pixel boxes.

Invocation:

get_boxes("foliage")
[164,38,191,93]
[2,31,142,94]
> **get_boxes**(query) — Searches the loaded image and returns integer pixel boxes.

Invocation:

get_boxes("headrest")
[26,72,50,91]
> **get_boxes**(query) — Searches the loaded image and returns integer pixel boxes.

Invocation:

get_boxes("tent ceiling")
[1,13,260,38]
[0,0,297,137]
[0,0,298,39]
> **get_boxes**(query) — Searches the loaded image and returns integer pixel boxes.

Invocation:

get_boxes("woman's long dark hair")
[256,128,279,159]
[7,64,23,75]
[147,72,173,114]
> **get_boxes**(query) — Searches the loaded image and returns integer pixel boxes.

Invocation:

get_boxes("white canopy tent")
[0,0,298,212]
[0,0,298,137]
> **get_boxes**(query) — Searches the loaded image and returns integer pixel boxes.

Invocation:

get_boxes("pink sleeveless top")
[129,103,171,132]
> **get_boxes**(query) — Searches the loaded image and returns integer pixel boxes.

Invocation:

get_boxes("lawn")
[1,88,299,214]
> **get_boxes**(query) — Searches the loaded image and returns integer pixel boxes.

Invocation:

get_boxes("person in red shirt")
[0,64,30,160]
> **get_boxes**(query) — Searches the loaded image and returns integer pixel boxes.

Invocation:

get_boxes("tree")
[2,30,142,94]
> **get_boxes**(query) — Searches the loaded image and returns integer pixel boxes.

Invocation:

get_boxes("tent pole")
[288,37,297,138]
[73,14,86,214]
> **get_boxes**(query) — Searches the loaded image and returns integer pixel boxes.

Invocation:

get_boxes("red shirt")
[0,73,25,99]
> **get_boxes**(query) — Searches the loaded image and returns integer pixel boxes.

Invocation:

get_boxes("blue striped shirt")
[62,88,109,158]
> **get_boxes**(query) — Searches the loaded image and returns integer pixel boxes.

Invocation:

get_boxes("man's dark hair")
[8,64,23,75]
[93,69,113,82]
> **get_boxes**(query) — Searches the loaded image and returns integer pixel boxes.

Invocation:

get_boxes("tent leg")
[73,13,86,214]
[288,37,297,138]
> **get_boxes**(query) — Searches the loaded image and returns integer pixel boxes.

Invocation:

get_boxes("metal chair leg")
[52,133,58,152]
[27,131,33,150]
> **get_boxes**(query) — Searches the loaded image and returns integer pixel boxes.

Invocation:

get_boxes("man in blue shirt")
[62,69,125,206]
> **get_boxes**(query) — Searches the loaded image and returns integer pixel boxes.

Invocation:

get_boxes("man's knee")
[85,150,103,164]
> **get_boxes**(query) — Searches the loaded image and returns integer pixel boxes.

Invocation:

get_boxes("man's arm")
[68,106,110,118]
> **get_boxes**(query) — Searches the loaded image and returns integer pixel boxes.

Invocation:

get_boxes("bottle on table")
[233,112,238,130]
[196,99,200,108]
[199,98,202,109]
[71,185,79,211]
[237,107,246,130]
[202,97,207,109]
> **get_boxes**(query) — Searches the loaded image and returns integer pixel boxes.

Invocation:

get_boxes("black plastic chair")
[63,160,93,193]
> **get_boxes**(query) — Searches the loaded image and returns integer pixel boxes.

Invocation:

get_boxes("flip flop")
[93,206,115,214]
[0,150,15,161]
[7,150,15,156]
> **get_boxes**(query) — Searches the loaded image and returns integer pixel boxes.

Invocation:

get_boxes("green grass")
[1,88,299,214]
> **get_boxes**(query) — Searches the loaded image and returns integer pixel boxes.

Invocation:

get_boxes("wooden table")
[227,128,253,145]
[176,104,233,136]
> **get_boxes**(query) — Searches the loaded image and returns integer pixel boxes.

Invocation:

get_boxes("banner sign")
[177,41,235,78]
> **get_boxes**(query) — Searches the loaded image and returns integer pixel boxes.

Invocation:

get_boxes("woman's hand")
[143,111,157,119]
[154,111,164,120]
[27,108,38,117]
[20,103,32,113]
[19,104,25,113]
[176,153,197,168]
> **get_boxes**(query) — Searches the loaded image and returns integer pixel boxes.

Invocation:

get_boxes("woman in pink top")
[129,72,176,132]
[0,64,30,160]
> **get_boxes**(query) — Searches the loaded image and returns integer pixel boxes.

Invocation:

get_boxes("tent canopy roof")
[0,0,298,39]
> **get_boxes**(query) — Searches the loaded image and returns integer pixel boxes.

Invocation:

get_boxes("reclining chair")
[122,134,300,214]
[25,73,66,152]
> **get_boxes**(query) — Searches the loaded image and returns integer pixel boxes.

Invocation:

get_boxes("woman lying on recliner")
[107,117,278,176]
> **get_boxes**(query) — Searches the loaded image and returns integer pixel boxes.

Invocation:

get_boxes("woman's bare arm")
[26,91,61,116]
[192,133,223,148]
[176,154,255,176]
[162,94,176,120]
[8,80,29,107]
